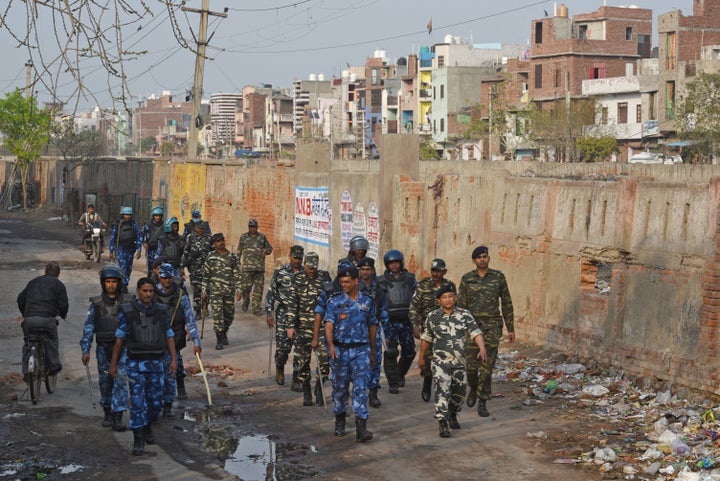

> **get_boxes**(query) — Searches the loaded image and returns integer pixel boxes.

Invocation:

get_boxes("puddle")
[223,435,318,481]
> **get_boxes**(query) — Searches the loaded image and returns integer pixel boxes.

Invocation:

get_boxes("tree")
[160,141,176,158]
[52,118,107,185]
[0,89,53,209]
[677,71,720,161]
[577,136,617,162]
[419,141,440,160]
[527,98,596,162]
[140,137,157,154]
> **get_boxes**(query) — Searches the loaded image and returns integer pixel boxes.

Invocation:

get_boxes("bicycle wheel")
[28,347,41,404]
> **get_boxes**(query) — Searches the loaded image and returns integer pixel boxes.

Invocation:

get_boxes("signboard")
[340,190,353,251]
[352,202,367,239]
[294,186,331,246]
[367,201,380,261]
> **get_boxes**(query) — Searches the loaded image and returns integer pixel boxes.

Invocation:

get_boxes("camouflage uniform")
[359,278,389,392]
[266,263,303,371]
[421,306,482,421]
[287,267,332,396]
[409,277,456,378]
[180,231,212,316]
[109,220,142,288]
[325,290,378,422]
[140,219,164,276]
[237,231,273,315]
[201,249,241,336]
[457,268,514,402]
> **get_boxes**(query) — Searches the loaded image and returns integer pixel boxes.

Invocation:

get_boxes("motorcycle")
[82,224,104,263]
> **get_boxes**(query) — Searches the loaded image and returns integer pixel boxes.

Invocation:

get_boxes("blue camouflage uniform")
[154,279,202,404]
[115,297,173,430]
[140,219,164,276]
[359,278,389,391]
[109,220,142,288]
[324,291,378,421]
[80,293,128,413]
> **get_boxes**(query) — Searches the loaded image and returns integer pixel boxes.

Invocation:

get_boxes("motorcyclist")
[78,204,107,251]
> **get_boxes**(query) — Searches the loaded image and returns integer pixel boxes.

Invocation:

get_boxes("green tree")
[677,71,720,161]
[577,136,617,162]
[527,98,596,162]
[52,118,107,185]
[419,141,440,160]
[0,89,53,209]
[140,136,157,154]
[160,141,176,158]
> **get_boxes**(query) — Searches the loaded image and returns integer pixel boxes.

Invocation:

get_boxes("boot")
[291,372,303,392]
[163,402,175,419]
[383,351,399,394]
[467,369,478,407]
[398,355,415,387]
[275,365,285,385]
[221,329,229,346]
[421,376,432,402]
[355,418,373,443]
[132,429,145,456]
[449,405,461,429]
[102,406,113,427]
[334,413,347,437]
[466,389,477,408]
[111,411,127,432]
[215,332,224,350]
[438,419,451,438]
[477,399,490,417]
[176,376,187,400]
[241,298,249,312]
[369,388,381,408]
[143,423,155,444]
[314,379,325,406]
[302,381,313,406]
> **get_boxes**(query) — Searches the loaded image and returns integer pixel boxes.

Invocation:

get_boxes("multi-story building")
[293,76,333,138]
[265,93,295,155]
[241,84,284,152]
[209,92,242,157]
[131,91,192,155]
[400,53,418,134]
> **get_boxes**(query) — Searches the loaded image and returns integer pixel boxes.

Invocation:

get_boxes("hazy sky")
[0,0,690,111]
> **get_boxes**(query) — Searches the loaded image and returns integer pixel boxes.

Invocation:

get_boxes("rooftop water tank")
[558,4,568,18]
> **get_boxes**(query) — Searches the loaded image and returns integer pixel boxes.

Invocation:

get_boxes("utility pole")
[183,0,227,162]
[25,60,33,99]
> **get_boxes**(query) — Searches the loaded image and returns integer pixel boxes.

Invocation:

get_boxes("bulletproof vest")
[154,281,187,350]
[381,272,415,321]
[159,234,183,266]
[362,281,385,320]
[121,301,168,360]
[117,222,137,250]
[91,294,123,344]
[145,221,164,250]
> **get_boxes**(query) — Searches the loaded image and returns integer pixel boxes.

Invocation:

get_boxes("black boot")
[162,402,175,419]
[477,399,490,417]
[221,329,229,346]
[315,379,325,406]
[397,355,415,387]
[215,332,224,350]
[176,376,187,400]
[143,423,155,444]
[438,419,451,438]
[302,381,313,406]
[383,351,399,393]
[421,376,432,402]
[111,411,127,432]
[467,369,478,407]
[132,429,145,455]
[355,418,373,443]
[449,405,461,429]
[275,365,285,385]
[334,413,347,437]
[291,371,303,392]
[369,387,381,408]
[102,406,113,427]
[466,389,477,408]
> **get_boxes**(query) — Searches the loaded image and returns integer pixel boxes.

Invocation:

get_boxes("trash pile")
[495,349,720,480]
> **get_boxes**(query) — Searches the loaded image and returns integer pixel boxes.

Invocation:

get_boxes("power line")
[227,0,313,13]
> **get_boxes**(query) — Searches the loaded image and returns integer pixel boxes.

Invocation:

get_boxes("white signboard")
[340,190,353,251]
[367,201,380,261]
[294,186,331,246]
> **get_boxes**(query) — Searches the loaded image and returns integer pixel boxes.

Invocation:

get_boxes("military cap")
[431,258,446,270]
[337,265,359,279]
[211,233,225,243]
[435,284,457,298]
[248,219,258,227]
[152,256,169,268]
[357,257,375,268]
[159,263,174,278]
[304,252,319,269]
[471,245,489,258]
[290,245,304,258]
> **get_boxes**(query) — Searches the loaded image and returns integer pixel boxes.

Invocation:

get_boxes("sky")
[0,0,690,112]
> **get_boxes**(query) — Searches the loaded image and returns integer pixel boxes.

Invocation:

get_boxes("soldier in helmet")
[109,207,143,289]
[181,221,213,319]
[141,206,165,276]
[183,209,212,241]
[340,235,369,268]
[237,219,273,316]
[156,217,185,278]
[377,249,417,394]
[80,264,129,431]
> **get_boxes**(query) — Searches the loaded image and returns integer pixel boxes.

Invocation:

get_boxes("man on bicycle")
[17,261,68,380]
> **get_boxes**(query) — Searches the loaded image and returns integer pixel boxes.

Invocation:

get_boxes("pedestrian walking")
[140,207,164,276]
[180,222,212,318]
[201,233,241,350]
[237,219,273,316]
[108,207,142,289]
[156,217,185,278]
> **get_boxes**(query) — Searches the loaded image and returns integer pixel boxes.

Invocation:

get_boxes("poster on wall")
[340,190,353,252]
[367,201,380,261]
[294,186,331,246]
[352,202,367,239]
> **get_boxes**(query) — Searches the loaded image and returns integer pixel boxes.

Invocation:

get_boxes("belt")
[334,341,367,348]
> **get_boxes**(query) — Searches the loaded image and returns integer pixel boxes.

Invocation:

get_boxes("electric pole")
[25,60,33,99]
[183,0,227,162]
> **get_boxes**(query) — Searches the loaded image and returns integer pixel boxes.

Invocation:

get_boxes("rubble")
[493,349,720,480]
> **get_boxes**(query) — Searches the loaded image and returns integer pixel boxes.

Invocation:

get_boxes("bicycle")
[26,329,57,404]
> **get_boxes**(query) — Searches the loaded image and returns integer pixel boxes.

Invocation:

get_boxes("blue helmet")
[120,206,132,216]
[163,216,179,233]
[99,264,123,289]
[383,249,404,269]
[151,206,163,216]
[191,209,201,219]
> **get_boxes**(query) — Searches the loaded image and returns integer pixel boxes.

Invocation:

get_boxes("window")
[666,81,676,120]
[617,102,628,124]
[440,85,444,99]
[626,26,633,41]
[636,105,642,123]
[440,118,445,132]
[371,90,381,109]
[601,106,608,125]
[437,55,445,67]
[534,64,543,89]
[553,68,561,88]
[667,33,676,70]
[371,69,379,86]
[433,86,436,99]
[535,22,543,44]
[579,25,588,40]
[589,64,606,80]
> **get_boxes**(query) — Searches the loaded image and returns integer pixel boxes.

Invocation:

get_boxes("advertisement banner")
[294,186,331,246]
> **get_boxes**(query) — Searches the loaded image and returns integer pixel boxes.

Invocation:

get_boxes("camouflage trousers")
[293,318,329,383]
[240,270,265,315]
[466,323,502,401]
[187,272,204,316]
[162,349,187,404]
[96,342,128,412]
[420,338,433,379]
[431,361,466,421]
[115,248,136,288]
[209,290,235,334]
[145,248,159,276]
[329,345,371,420]
[274,307,297,374]
[126,364,164,430]
[368,334,383,389]
[385,318,416,360]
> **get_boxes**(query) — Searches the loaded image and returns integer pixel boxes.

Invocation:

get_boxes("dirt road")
[0,211,603,481]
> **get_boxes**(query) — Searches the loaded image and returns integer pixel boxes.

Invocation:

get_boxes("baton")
[195,352,212,406]
[268,323,273,377]
[378,323,388,352]
[314,349,328,411]
[85,363,97,408]
[103,370,135,385]
[200,300,207,340]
